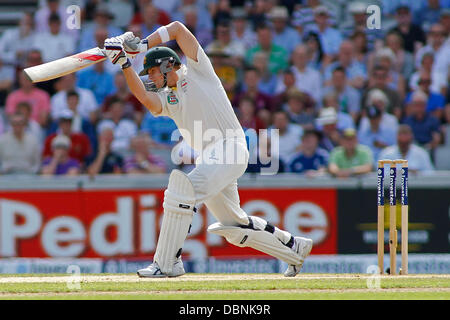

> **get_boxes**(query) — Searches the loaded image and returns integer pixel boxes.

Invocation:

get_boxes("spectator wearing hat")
[278,44,321,104]
[405,71,446,120]
[283,89,315,128]
[322,66,362,122]
[87,127,124,176]
[323,40,367,90]
[291,0,337,36]
[403,90,441,152]
[5,71,50,127]
[287,129,329,177]
[378,124,434,174]
[303,5,343,58]
[315,107,342,152]
[341,1,384,51]
[0,113,40,174]
[97,98,138,156]
[42,109,92,166]
[358,105,397,162]
[270,110,303,163]
[328,128,373,178]
[32,13,75,63]
[320,93,356,131]
[230,7,257,50]
[245,22,289,75]
[359,88,399,135]
[41,134,80,176]
[78,3,122,51]
[269,6,301,55]
[390,5,426,53]
[124,133,166,174]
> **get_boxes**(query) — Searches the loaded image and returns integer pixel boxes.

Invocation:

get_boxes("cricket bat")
[23,47,107,83]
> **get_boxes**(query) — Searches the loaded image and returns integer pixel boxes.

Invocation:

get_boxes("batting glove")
[104,37,129,66]
[122,33,148,58]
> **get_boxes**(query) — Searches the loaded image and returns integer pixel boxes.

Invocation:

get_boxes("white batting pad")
[154,170,195,274]
[207,222,302,265]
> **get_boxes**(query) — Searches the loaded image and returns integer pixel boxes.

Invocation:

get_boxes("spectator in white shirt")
[359,89,399,135]
[32,13,75,63]
[270,110,303,163]
[378,124,434,174]
[97,98,138,156]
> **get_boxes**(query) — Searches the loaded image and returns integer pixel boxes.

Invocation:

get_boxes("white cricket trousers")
[187,138,250,226]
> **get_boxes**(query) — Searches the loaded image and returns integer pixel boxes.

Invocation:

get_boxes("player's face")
[147,66,165,88]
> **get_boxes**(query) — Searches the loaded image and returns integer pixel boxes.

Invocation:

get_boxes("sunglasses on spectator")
[418,79,431,84]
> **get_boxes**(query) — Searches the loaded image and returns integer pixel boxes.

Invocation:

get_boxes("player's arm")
[126,21,199,62]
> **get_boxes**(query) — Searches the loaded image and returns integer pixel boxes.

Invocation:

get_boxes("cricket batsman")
[103,21,312,278]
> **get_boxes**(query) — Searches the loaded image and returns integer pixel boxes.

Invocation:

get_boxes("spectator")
[273,69,297,106]
[51,73,98,123]
[245,22,289,75]
[390,5,426,53]
[319,94,355,131]
[315,107,342,152]
[252,51,278,96]
[303,31,326,71]
[270,110,303,163]
[211,0,232,28]
[97,99,138,156]
[291,0,335,36]
[124,133,166,174]
[359,89,399,136]
[304,5,343,58]
[403,90,441,152]
[183,5,213,48]
[5,72,51,127]
[42,110,92,166]
[32,13,75,63]
[23,49,57,96]
[288,129,328,177]
[0,12,35,66]
[284,44,322,104]
[362,65,402,118]
[358,105,397,162]
[415,0,444,31]
[34,0,79,39]
[87,127,124,176]
[247,0,270,28]
[237,96,266,132]
[206,19,246,65]
[14,101,44,149]
[130,0,171,27]
[322,66,361,122]
[140,112,178,148]
[103,72,144,125]
[384,30,415,82]
[230,7,257,50]
[233,67,274,114]
[405,72,446,120]
[323,40,367,90]
[140,3,162,37]
[0,113,40,174]
[409,52,447,96]
[76,60,116,105]
[328,128,373,178]
[0,56,14,106]
[208,49,238,101]
[41,134,80,176]
[171,0,213,33]
[351,31,370,66]
[378,124,434,174]
[340,1,384,51]
[78,3,123,51]
[371,47,406,100]
[283,89,315,128]
[269,6,301,55]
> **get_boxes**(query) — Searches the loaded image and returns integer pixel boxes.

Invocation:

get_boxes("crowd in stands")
[0,0,449,178]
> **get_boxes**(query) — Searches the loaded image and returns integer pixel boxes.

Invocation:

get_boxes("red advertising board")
[0,188,337,259]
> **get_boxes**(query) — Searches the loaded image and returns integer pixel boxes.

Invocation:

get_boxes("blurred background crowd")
[0,0,449,177]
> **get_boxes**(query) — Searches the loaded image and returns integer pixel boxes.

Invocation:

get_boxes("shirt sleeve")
[152,91,173,118]
[186,45,217,79]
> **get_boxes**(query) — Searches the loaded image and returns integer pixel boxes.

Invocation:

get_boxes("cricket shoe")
[283,237,313,277]
[137,258,185,278]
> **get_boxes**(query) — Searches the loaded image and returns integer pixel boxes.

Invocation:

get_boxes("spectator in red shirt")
[237,96,266,132]
[42,109,92,166]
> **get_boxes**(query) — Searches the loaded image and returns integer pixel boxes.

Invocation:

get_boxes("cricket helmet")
[138,46,181,76]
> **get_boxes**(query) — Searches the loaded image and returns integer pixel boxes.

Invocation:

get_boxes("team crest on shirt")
[180,79,188,92]
[167,93,178,104]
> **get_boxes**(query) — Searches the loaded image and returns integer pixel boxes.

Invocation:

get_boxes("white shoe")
[284,236,313,277]
[137,258,186,278]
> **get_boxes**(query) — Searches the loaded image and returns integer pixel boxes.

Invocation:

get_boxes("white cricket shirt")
[153,46,246,152]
